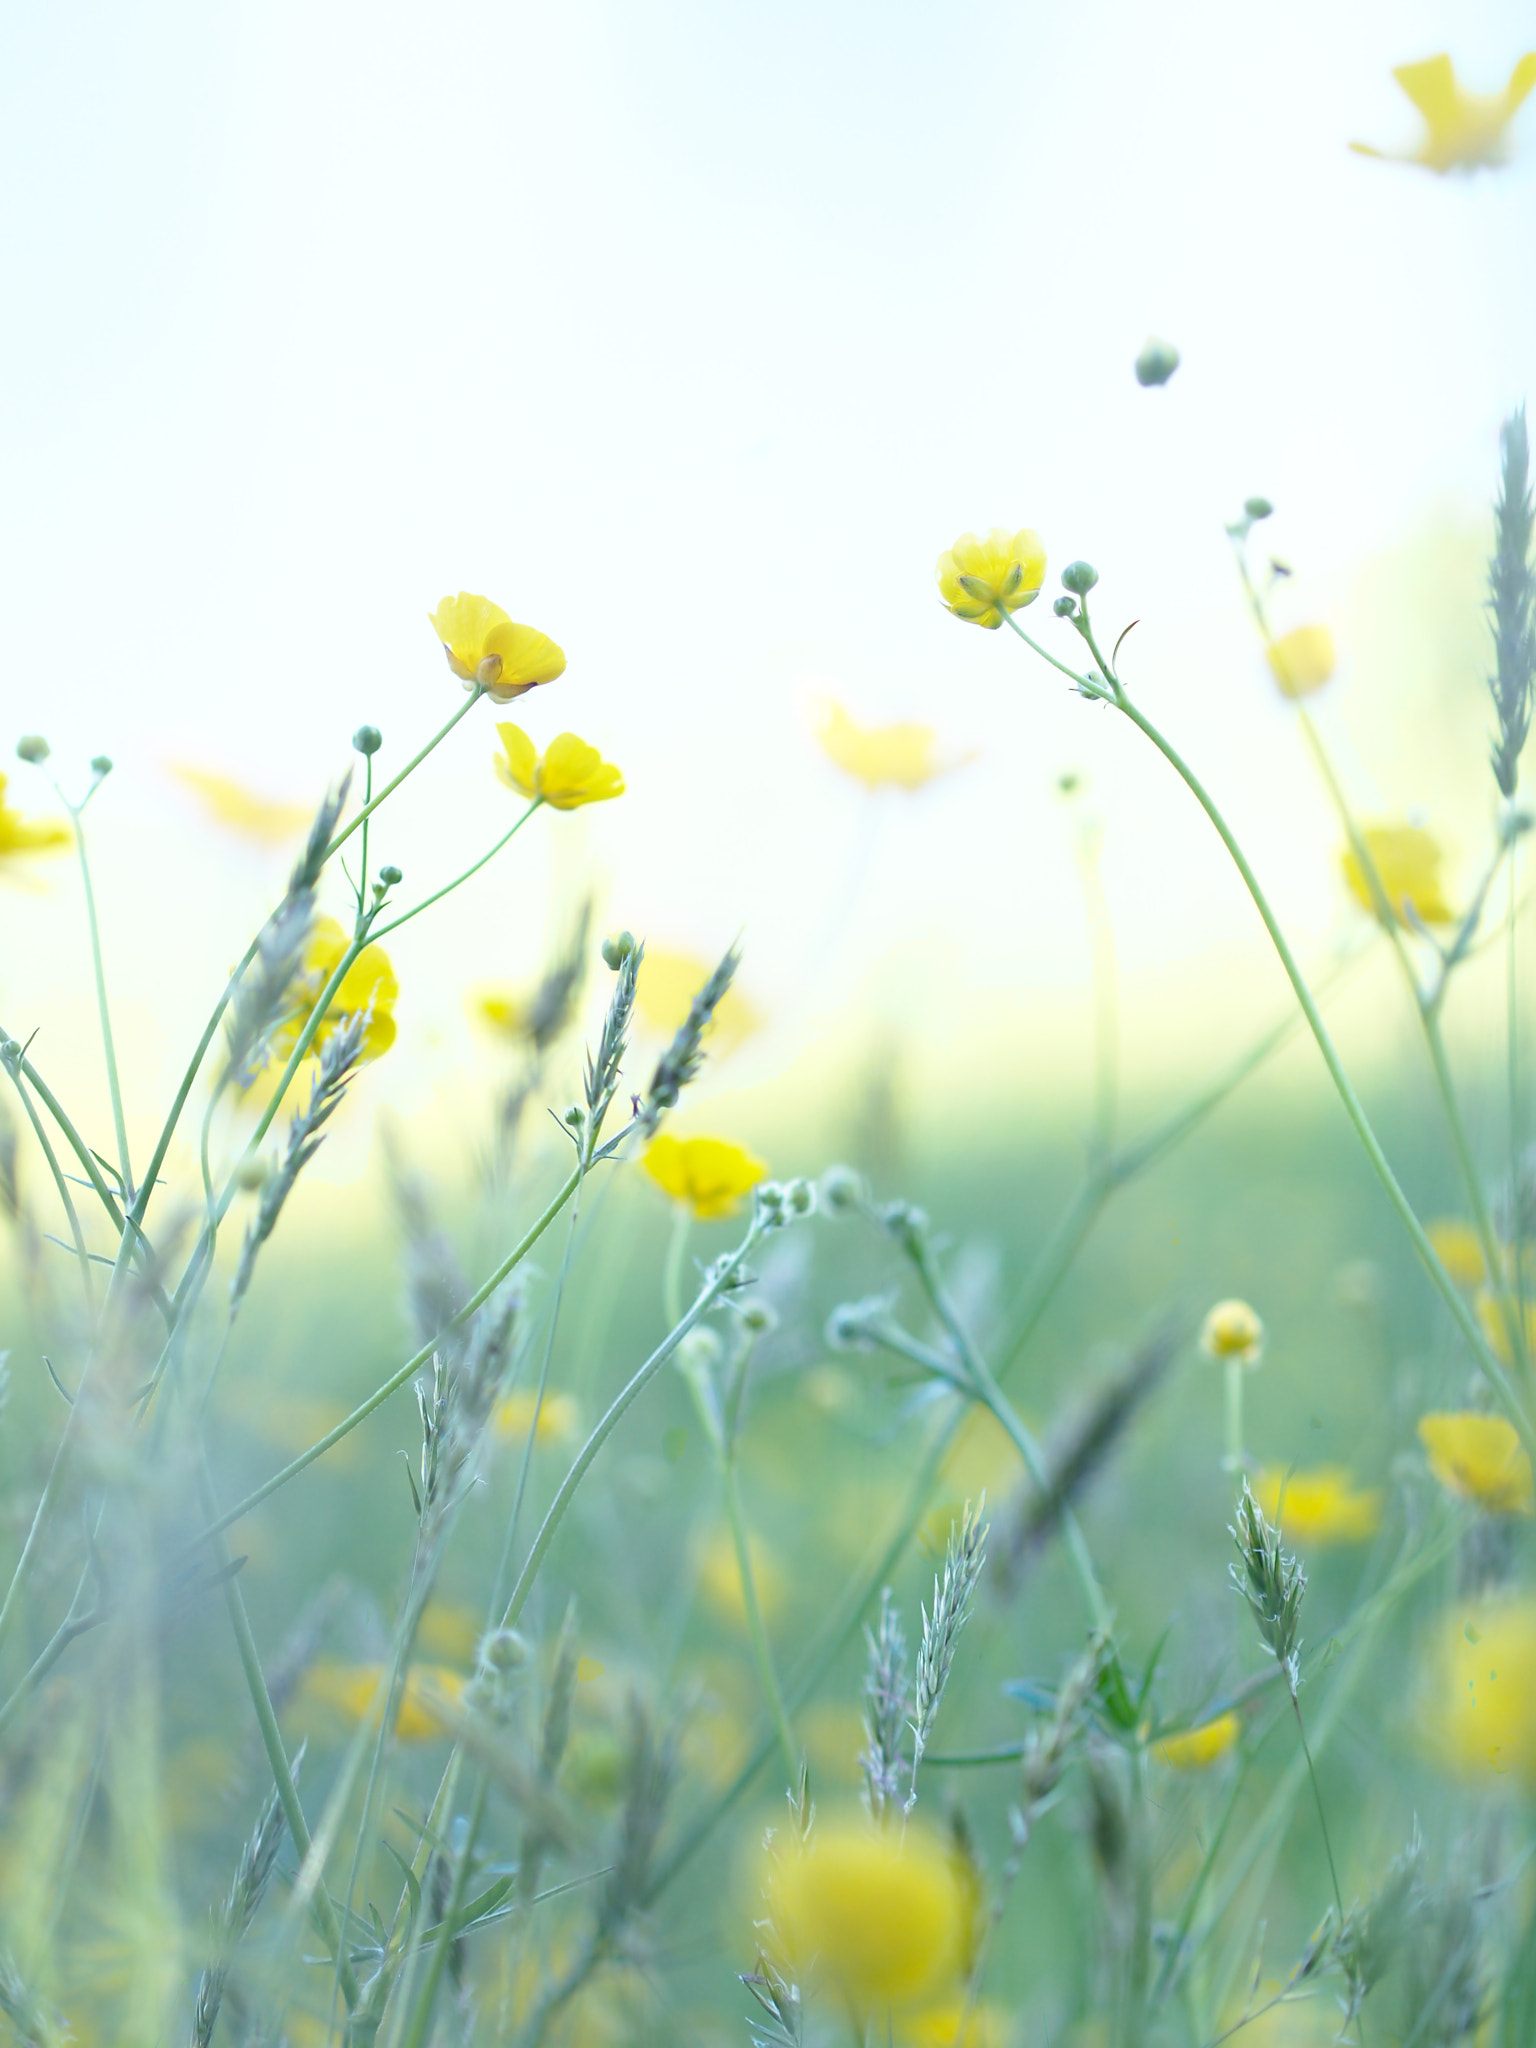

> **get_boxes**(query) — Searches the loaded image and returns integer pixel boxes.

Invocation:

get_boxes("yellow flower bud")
[1199,1299,1264,1368]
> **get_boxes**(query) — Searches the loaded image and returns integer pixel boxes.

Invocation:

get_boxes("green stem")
[357,752,374,930]
[1223,1359,1245,1475]
[369,800,543,942]
[662,1206,691,1329]
[70,804,133,1201]
[3,1063,95,1307]
[720,1455,799,1784]
[1513,852,1526,1353]
[1292,1697,1344,1921]
[396,1773,489,2048]
[325,690,482,862]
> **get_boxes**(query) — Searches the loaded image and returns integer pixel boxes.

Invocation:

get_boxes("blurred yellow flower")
[168,764,315,845]
[642,1133,767,1220]
[1477,1291,1536,1366]
[416,1603,481,1664]
[1351,53,1536,174]
[1265,626,1334,700]
[636,949,760,1051]
[267,915,398,1073]
[815,703,960,792]
[765,1818,968,2010]
[494,723,624,809]
[936,528,1047,629]
[0,774,69,862]
[1421,1597,1536,1786]
[900,1999,1011,2048]
[1418,1411,1535,1516]
[1153,1711,1242,1770]
[429,592,566,701]
[1199,1299,1264,1368]
[1426,1218,1488,1290]
[697,1523,786,1626]
[494,1387,580,1446]
[300,1661,464,1742]
[1254,1467,1382,1547]
[1341,823,1455,926]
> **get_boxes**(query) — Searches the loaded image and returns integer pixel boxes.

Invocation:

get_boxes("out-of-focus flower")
[1134,338,1180,388]
[1418,1411,1535,1516]
[300,1661,463,1742]
[697,1524,786,1626]
[0,774,69,863]
[1426,1219,1488,1290]
[1265,626,1335,700]
[765,1818,968,2011]
[1199,1299,1264,1368]
[936,529,1047,629]
[417,1603,481,1664]
[1254,1467,1382,1547]
[493,1388,580,1447]
[1350,54,1536,174]
[641,1133,767,1220]
[815,704,964,792]
[635,949,760,1052]
[1341,823,1456,926]
[899,1999,1011,2048]
[1153,1711,1242,1770]
[265,915,398,1073]
[1421,1597,1536,1786]
[429,593,566,701]
[468,985,535,1040]
[494,724,624,809]
[168,764,315,845]
[1477,1292,1536,1366]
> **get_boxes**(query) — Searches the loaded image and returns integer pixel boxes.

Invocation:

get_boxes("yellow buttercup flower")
[1199,1299,1264,1368]
[641,1133,767,1221]
[1153,1711,1242,1770]
[1420,1597,1536,1787]
[0,773,69,862]
[266,915,398,1072]
[1418,1412,1535,1516]
[1254,1467,1382,1547]
[494,724,624,810]
[936,528,1047,629]
[696,1524,786,1627]
[1351,53,1536,174]
[899,1999,1011,2048]
[494,1388,580,1447]
[1476,1291,1536,1367]
[765,1818,968,2011]
[1265,625,1335,701]
[300,1661,464,1742]
[815,703,960,792]
[429,592,566,701]
[1426,1218,1488,1290]
[169,764,315,846]
[635,949,760,1051]
[1341,822,1455,926]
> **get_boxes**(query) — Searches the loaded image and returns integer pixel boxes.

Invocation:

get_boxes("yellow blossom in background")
[1418,1412,1535,1516]
[697,1523,787,1626]
[1426,1218,1488,1290]
[429,592,566,701]
[494,1388,580,1447]
[1421,1598,1536,1787]
[815,703,963,792]
[494,723,624,809]
[642,1133,767,1220]
[1199,1299,1264,1368]
[1265,625,1335,700]
[1153,1711,1242,1770]
[899,1999,1011,2048]
[935,528,1047,629]
[266,915,398,1073]
[0,773,69,863]
[300,1662,464,1742]
[635,949,760,1052]
[1477,1291,1536,1366]
[467,984,534,1041]
[765,1818,968,2011]
[1350,53,1536,174]
[1341,822,1455,926]
[1254,1467,1382,1547]
[416,1603,481,1665]
[168,764,315,845]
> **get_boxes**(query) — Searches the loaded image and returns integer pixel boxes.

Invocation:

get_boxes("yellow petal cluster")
[268,915,398,1072]
[1417,1411,1535,1516]
[494,723,624,810]
[1341,822,1455,926]
[1426,1218,1487,1290]
[1253,1467,1382,1547]
[1153,1711,1242,1770]
[1350,54,1536,174]
[641,1133,767,1220]
[0,774,70,861]
[1199,1299,1264,1368]
[1265,625,1335,700]
[815,704,956,792]
[936,528,1047,629]
[765,1818,968,2011]
[635,950,760,1051]
[300,1661,463,1742]
[494,1388,580,1447]
[429,592,566,701]
[169,764,315,846]
[1420,1598,1536,1787]
[696,1524,787,1626]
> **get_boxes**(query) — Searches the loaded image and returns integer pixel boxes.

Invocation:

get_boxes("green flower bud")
[378,863,403,886]
[479,1628,530,1674]
[90,755,113,778]
[818,1164,865,1216]
[1061,561,1099,597]
[15,736,49,765]
[601,930,635,970]
[1244,497,1274,521]
[1053,595,1078,618]
[352,724,383,756]
[1134,337,1180,387]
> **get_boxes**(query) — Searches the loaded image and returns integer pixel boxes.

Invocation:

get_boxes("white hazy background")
[2,0,1533,1157]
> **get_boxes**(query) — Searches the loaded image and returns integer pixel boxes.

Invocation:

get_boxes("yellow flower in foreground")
[1153,1711,1242,1770]
[641,1133,767,1220]
[1350,53,1536,174]
[815,703,960,792]
[635,949,760,1052]
[0,774,69,862]
[301,1661,463,1742]
[169,764,315,845]
[697,1524,786,1627]
[494,723,624,810]
[494,1388,580,1447]
[1265,625,1335,700]
[1426,1218,1487,1290]
[1342,822,1455,926]
[936,528,1047,629]
[1421,1597,1536,1787]
[766,1819,967,2010]
[1254,1467,1382,1548]
[267,915,398,1072]
[429,592,566,701]
[1418,1411,1535,1516]
[1199,1299,1264,1368]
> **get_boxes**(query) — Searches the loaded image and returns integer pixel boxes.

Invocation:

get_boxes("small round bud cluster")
[818,1164,866,1217]
[1243,497,1274,522]
[602,930,636,970]
[0,1038,20,1072]
[1060,560,1098,597]
[15,736,49,765]
[562,1103,587,1129]
[378,863,403,887]
[826,1299,879,1352]
[734,1298,778,1336]
[1134,337,1181,388]
[705,1252,752,1292]
[352,724,383,756]
[479,1627,530,1675]
[879,1199,928,1251]
[1052,595,1078,619]
[90,755,113,778]
[755,1178,815,1230]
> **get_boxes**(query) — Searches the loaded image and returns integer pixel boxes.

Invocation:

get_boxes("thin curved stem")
[396,1772,490,2048]
[70,804,133,1200]
[325,689,482,862]
[3,1063,94,1307]
[720,1455,799,1784]
[369,799,543,942]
